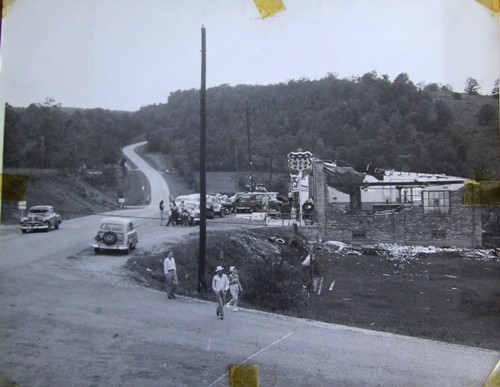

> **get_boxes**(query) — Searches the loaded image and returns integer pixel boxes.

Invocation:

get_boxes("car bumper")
[21,223,49,230]
[92,243,129,251]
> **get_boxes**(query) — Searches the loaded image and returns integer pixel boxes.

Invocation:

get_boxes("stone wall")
[309,162,481,248]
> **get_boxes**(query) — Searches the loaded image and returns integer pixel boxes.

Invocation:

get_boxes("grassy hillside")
[1,167,151,224]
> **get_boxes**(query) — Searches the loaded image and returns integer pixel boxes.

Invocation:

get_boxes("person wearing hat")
[212,266,229,320]
[227,266,243,311]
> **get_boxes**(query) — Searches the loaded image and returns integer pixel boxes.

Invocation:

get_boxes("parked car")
[219,198,233,215]
[235,193,284,213]
[182,200,202,225]
[229,192,246,212]
[234,193,279,213]
[207,195,226,217]
[20,205,61,233]
[175,195,215,219]
[92,217,138,254]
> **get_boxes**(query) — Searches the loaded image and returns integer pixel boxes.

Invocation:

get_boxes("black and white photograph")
[0,1,499,386]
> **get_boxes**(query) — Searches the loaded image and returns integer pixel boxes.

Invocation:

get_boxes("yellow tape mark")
[2,0,17,17]
[475,0,500,14]
[230,364,259,387]
[0,173,29,202]
[253,0,286,19]
[464,180,500,206]
[483,358,500,387]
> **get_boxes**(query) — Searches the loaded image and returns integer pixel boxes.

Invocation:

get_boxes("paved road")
[0,143,498,386]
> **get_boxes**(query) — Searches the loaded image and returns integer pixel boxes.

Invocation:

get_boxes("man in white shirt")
[163,251,178,299]
[212,266,229,320]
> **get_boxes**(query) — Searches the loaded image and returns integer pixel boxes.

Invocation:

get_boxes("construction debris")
[318,241,500,263]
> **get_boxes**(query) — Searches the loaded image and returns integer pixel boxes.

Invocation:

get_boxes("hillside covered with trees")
[135,72,500,179]
[3,72,499,181]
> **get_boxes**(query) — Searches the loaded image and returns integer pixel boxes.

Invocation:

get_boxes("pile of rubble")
[319,241,500,263]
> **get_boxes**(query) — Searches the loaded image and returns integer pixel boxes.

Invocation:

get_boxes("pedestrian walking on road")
[159,200,165,226]
[212,266,229,320]
[227,266,243,311]
[163,251,178,299]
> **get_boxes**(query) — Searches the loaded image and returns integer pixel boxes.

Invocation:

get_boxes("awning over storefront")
[324,165,365,195]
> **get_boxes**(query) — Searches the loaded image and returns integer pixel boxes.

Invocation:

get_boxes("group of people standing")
[162,252,243,320]
[160,199,190,227]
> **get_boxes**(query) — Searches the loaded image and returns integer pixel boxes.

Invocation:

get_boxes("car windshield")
[99,223,124,232]
[30,209,49,214]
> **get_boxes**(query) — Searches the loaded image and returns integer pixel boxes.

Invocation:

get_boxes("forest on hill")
[3,72,499,182]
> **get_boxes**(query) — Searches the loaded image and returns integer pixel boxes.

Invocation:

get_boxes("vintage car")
[20,205,62,233]
[175,194,217,219]
[180,200,201,226]
[92,217,138,254]
[234,192,285,213]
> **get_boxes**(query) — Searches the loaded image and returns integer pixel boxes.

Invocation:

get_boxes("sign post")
[18,201,27,218]
[287,149,313,225]
[118,198,125,209]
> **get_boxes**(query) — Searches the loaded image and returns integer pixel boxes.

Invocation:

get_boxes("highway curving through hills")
[0,142,498,386]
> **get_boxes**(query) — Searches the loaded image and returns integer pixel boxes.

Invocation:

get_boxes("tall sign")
[287,149,313,172]
[287,149,313,223]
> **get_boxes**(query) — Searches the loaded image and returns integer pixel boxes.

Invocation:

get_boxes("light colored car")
[20,205,61,233]
[175,194,218,219]
[92,217,138,254]
[182,200,201,225]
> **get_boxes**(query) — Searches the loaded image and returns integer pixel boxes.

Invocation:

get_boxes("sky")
[0,0,498,112]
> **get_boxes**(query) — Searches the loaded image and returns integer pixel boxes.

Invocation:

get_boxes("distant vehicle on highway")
[92,217,138,254]
[20,205,61,233]
[255,183,267,192]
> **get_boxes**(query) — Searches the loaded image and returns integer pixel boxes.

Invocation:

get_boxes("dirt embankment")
[126,226,500,351]
[1,169,121,224]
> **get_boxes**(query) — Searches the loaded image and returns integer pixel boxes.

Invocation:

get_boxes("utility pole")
[235,145,238,172]
[269,152,273,190]
[246,106,253,191]
[198,26,207,293]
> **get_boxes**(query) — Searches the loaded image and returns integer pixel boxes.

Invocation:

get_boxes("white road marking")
[207,331,294,387]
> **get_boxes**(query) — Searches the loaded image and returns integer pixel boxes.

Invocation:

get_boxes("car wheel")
[94,247,101,253]
[55,221,59,230]
[45,224,50,232]
[21,229,27,234]
[125,244,131,255]
[219,209,224,218]
[102,231,117,245]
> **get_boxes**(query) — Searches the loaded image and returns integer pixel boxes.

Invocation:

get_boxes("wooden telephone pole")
[246,106,253,191]
[198,26,207,293]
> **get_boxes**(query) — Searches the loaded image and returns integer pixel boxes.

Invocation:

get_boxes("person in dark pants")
[212,266,229,320]
[163,251,178,299]
[166,202,178,226]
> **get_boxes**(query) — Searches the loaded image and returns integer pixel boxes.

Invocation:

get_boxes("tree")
[440,84,453,92]
[434,100,454,128]
[491,79,499,99]
[464,77,481,95]
[475,103,496,125]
